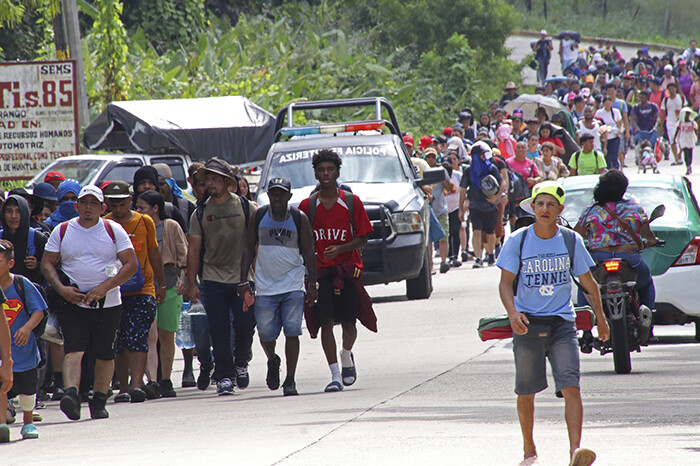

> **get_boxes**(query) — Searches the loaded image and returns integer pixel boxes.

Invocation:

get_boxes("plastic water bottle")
[188,302,206,316]
[176,301,195,349]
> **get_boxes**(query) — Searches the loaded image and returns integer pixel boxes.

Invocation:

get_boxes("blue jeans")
[255,291,305,341]
[633,129,658,148]
[578,250,655,310]
[537,56,549,84]
[605,137,621,169]
[202,281,257,381]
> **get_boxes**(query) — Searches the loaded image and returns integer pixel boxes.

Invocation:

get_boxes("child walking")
[0,239,47,441]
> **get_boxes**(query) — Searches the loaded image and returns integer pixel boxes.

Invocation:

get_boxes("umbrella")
[544,76,571,83]
[556,30,581,42]
[503,94,567,120]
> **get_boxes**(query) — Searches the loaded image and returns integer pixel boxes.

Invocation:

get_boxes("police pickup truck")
[256,97,444,300]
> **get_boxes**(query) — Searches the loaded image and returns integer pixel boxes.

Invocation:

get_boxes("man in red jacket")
[298,149,374,392]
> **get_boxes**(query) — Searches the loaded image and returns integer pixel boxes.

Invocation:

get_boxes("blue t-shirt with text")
[3,276,47,372]
[496,226,594,321]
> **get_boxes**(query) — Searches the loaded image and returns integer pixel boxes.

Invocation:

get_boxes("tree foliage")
[88,0,130,105]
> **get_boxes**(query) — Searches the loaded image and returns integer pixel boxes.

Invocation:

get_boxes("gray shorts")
[513,315,580,395]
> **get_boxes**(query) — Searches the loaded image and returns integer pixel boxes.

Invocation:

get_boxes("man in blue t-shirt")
[0,240,47,441]
[496,182,609,466]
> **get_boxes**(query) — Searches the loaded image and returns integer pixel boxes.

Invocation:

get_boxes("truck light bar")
[281,121,385,137]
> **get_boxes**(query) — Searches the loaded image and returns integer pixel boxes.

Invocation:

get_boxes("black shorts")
[7,368,38,398]
[315,275,359,324]
[469,208,499,235]
[58,303,122,360]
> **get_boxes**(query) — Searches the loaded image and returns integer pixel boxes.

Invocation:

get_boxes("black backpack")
[254,205,304,254]
[13,274,49,338]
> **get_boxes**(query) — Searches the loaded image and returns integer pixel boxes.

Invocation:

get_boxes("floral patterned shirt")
[577,199,648,249]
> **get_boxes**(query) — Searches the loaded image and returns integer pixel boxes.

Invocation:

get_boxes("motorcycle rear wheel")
[610,317,632,374]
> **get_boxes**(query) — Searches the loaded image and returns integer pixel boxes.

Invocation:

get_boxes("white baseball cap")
[78,185,104,203]
[540,29,547,35]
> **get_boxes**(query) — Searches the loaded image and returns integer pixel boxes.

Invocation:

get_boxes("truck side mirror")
[416,167,447,187]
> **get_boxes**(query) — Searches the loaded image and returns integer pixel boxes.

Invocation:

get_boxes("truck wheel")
[406,249,432,300]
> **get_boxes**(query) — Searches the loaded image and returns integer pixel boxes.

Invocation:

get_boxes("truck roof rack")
[274,97,402,141]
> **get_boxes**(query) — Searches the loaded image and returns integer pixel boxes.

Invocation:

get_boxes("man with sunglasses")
[41,186,138,420]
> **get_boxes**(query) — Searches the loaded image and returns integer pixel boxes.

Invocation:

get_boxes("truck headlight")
[391,212,423,234]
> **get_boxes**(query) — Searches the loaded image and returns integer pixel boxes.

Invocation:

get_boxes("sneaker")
[21,424,38,439]
[439,261,450,274]
[217,378,234,396]
[0,424,9,443]
[37,388,50,402]
[461,250,470,262]
[486,253,495,266]
[88,392,109,419]
[235,363,249,390]
[51,386,65,401]
[266,355,281,390]
[687,166,693,175]
[472,257,483,268]
[60,387,81,421]
[142,381,162,400]
[114,391,131,403]
[129,388,147,403]
[32,412,42,422]
[449,258,462,268]
[159,379,177,398]
[181,371,196,388]
[282,377,298,396]
[6,401,15,424]
[197,364,213,390]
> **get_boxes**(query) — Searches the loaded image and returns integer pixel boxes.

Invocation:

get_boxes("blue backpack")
[0,227,37,257]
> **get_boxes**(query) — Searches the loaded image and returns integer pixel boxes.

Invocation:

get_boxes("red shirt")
[298,190,373,270]
[538,136,564,148]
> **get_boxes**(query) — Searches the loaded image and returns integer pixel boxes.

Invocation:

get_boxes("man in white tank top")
[239,178,317,396]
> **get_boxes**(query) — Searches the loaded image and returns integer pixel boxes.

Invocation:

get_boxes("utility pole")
[61,0,90,131]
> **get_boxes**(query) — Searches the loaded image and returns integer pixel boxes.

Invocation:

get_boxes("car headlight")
[391,212,423,234]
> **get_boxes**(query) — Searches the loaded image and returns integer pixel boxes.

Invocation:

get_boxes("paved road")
[5,190,700,466]
[506,34,679,86]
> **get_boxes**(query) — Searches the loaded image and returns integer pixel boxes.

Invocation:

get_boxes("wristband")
[238,281,250,287]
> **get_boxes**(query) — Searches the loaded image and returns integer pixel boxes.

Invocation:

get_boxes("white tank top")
[254,209,305,296]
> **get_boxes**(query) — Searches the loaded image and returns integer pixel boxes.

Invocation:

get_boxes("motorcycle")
[579,204,666,374]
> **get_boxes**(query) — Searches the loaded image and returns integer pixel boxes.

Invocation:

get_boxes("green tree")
[89,0,129,108]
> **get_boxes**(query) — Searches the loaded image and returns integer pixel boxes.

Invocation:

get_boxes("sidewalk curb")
[513,30,683,53]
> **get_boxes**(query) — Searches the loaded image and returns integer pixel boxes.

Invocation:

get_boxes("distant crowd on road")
[400,33,699,278]
[0,152,375,441]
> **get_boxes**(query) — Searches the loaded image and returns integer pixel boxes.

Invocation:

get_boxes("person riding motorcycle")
[573,169,660,310]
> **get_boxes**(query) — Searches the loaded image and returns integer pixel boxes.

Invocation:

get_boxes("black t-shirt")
[534,39,552,60]
[460,163,503,212]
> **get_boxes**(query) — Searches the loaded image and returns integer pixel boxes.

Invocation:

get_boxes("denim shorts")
[513,315,580,395]
[254,291,305,341]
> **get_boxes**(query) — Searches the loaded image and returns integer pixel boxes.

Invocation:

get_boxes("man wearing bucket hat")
[497,181,609,466]
[500,81,520,108]
[186,157,257,396]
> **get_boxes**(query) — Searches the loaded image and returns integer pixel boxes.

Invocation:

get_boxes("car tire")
[406,248,432,300]
[695,321,700,343]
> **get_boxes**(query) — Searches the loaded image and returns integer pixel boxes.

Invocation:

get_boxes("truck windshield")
[26,159,105,187]
[268,143,406,188]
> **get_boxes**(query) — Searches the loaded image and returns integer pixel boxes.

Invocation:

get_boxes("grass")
[507,0,696,49]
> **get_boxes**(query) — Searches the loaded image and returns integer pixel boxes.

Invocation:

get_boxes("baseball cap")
[443,127,453,137]
[102,180,131,199]
[423,147,438,158]
[540,29,547,35]
[512,108,524,119]
[267,177,291,193]
[679,60,687,66]
[402,135,414,146]
[419,135,434,149]
[33,182,58,202]
[78,185,104,203]
[520,181,565,214]
[44,171,65,183]
[152,163,173,179]
[664,64,673,71]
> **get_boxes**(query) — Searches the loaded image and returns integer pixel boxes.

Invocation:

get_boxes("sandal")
[324,381,343,392]
[341,352,357,386]
[114,392,131,403]
[570,448,596,466]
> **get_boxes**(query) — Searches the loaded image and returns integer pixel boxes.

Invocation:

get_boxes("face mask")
[57,200,78,218]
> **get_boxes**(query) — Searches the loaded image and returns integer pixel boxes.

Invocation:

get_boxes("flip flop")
[570,448,596,466]
[341,352,356,386]
[324,381,343,392]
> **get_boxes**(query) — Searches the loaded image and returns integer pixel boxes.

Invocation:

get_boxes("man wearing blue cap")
[497,181,609,466]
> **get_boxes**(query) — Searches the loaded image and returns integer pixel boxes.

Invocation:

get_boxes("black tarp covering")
[83,96,275,166]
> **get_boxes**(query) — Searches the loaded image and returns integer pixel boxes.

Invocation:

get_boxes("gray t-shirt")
[431,171,449,217]
[189,194,254,284]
